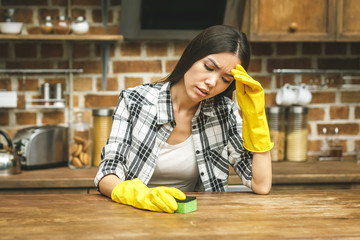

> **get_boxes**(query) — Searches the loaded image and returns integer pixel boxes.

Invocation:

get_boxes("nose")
[205,75,217,88]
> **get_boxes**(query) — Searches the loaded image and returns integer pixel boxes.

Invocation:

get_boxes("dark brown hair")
[164,25,251,98]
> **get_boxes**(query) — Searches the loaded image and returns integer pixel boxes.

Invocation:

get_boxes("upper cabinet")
[247,0,360,42]
[337,0,360,41]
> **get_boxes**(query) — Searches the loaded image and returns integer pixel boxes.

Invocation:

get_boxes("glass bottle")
[40,16,53,34]
[54,16,71,34]
[92,109,113,166]
[286,106,308,162]
[69,112,92,169]
[266,106,285,161]
[329,127,342,160]
[318,127,330,161]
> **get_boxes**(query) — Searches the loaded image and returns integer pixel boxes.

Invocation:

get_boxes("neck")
[170,81,199,114]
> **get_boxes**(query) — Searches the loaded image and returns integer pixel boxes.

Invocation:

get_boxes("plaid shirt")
[94,82,253,192]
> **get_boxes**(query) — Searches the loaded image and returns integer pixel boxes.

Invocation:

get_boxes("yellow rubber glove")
[231,64,274,153]
[111,178,186,213]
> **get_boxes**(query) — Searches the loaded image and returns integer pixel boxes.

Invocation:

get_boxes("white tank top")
[147,136,199,192]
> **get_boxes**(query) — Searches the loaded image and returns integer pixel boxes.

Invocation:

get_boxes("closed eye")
[222,77,232,84]
[204,63,213,71]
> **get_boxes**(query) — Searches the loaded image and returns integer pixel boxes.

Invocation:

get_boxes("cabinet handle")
[289,22,298,33]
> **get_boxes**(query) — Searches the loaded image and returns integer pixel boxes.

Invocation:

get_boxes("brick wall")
[0,1,359,161]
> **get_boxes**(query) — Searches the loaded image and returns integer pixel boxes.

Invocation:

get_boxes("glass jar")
[40,16,53,34]
[92,109,113,166]
[286,106,308,162]
[266,106,285,161]
[54,16,71,34]
[71,16,89,35]
[69,112,92,169]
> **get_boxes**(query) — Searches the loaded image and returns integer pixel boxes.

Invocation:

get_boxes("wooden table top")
[1,161,360,190]
[1,190,360,239]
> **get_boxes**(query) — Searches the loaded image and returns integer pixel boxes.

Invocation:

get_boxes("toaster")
[13,126,69,169]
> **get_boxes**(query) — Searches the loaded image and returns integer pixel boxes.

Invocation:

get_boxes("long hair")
[164,25,251,98]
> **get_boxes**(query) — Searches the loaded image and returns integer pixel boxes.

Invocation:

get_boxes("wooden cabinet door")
[250,0,336,41]
[337,0,360,41]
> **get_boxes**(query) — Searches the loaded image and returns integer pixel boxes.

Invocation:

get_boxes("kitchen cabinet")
[337,0,360,41]
[248,0,360,42]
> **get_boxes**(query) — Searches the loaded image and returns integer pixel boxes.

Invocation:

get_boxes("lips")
[197,87,209,97]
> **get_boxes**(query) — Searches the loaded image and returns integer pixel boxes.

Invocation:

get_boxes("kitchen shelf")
[0,34,123,41]
[25,99,65,109]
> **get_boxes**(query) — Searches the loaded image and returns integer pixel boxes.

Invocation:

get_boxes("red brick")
[85,94,119,108]
[120,43,141,56]
[330,105,349,120]
[0,112,9,126]
[0,43,9,58]
[267,58,312,73]
[146,43,168,56]
[73,94,79,107]
[17,78,39,91]
[16,112,37,125]
[264,92,276,106]
[96,77,118,91]
[150,76,165,84]
[355,106,360,119]
[124,77,143,89]
[302,43,322,55]
[2,0,47,6]
[318,58,358,69]
[311,91,336,104]
[72,43,91,58]
[6,61,54,69]
[74,78,92,91]
[253,75,271,89]
[95,44,115,57]
[41,43,63,58]
[165,60,178,73]
[248,59,262,73]
[88,26,119,35]
[325,43,347,55]
[276,42,297,55]
[15,43,37,58]
[308,140,321,152]
[73,61,101,74]
[15,9,33,23]
[301,74,322,86]
[275,75,295,88]
[350,43,360,55]
[308,107,325,121]
[42,111,65,125]
[73,0,101,6]
[0,78,11,90]
[251,43,273,56]
[113,60,162,73]
[341,91,360,103]
[317,123,359,136]
[174,42,188,56]
[38,9,59,22]
[91,9,113,23]
[71,9,86,18]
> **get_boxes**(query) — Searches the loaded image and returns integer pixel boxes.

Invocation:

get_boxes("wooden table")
[1,190,360,239]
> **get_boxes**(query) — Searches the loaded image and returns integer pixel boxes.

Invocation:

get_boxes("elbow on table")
[251,182,272,195]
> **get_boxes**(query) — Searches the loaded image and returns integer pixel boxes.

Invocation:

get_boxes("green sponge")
[175,196,197,213]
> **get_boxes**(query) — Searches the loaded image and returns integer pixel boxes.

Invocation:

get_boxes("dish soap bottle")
[69,112,92,169]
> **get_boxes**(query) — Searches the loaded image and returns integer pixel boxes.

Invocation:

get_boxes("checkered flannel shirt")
[94,82,253,192]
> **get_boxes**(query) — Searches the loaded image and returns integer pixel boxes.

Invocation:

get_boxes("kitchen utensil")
[71,16,89,34]
[295,84,312,105]
[13,126,68,169]
[41,82,52,106]
[0,22,23,34]
[276,84,296,106]
[0,130,21,176]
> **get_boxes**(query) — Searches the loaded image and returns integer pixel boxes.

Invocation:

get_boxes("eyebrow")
[207,57,234,78]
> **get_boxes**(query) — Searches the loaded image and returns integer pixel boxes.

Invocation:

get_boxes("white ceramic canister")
[71,16,89,34]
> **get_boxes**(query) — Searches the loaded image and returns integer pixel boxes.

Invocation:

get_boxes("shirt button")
[200,172,204,176]
[196,150,200,154]
[192,126,196,129]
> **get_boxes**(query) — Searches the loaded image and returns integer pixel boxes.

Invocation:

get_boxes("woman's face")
[183,52,241,102]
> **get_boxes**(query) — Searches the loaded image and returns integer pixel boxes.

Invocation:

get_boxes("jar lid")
[74,16,86,22]
[266,106,285,114]
[288,106,308,114]
[93,108,114,116]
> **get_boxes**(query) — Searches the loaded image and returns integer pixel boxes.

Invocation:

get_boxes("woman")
[95,25,273,213]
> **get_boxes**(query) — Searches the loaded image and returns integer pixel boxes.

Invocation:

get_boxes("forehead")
[204,53,241,66]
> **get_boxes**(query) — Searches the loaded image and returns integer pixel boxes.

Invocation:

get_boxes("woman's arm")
[98,174,122,198]
[251,151,272,194]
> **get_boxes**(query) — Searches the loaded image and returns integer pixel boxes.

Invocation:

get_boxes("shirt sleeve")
[94,91,132,187]
[227,103,253,189]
